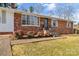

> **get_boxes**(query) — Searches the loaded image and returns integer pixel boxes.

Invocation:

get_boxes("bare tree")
[33,3,44,13]
[55,4,75,20]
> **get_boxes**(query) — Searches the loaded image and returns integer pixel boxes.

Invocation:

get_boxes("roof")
[0,7,73,22]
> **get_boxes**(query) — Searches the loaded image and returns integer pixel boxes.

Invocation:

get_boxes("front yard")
[12,35,79,56]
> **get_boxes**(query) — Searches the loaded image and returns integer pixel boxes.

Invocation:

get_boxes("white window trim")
[21,14,40,27]
[51,20,58,27]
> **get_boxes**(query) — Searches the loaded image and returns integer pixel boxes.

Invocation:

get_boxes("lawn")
[12,35,79,56]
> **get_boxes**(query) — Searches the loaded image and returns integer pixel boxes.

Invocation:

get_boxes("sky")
[17,3,79,24]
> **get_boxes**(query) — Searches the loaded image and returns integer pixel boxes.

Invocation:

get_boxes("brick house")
[0,7,74,35]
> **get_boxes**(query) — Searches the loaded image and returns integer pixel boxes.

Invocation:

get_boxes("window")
[67,22,72,28]
[0,4,3,7]
[21,15,27,25]
[27,15,30,25]
[32,16,39,26]
[0,10,6,24]
[2,10,6,24]
[0,10,2,23]
[0,3,9,7]
[21,14,39,26]
[51,20,58,27]
[30,15,34,25]
[4,3,8,7]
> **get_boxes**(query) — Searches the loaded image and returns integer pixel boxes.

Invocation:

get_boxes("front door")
[44,18,48,30]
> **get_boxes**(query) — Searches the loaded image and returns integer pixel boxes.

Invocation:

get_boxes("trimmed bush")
[43,30,50,37]
[35,31,43,37]
[14,30,23,39]
[26,31,34,38]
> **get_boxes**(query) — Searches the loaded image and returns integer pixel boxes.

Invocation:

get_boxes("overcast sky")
[17,3,79,24]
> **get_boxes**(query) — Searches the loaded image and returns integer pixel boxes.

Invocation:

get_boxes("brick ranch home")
[0,7,74,35]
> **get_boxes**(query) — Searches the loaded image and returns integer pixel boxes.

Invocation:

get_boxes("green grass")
[12,35,79,56]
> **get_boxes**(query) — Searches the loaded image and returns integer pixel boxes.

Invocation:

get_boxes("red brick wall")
[14,13,21,31]
[51,20,74,34]
[14,13,73,35]
[21,26,40,34]
[14,13,40,34]
[0,13,73,35]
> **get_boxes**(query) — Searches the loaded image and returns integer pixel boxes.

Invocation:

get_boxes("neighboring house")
[0,7,74,35]
[73,24,79,34]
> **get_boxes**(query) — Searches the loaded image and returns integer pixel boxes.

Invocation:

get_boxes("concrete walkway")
[0,35,66,56]
[0,39,12,56]
[11,37,66,45]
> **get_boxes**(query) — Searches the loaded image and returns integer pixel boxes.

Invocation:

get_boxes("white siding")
[0,9,14,32]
